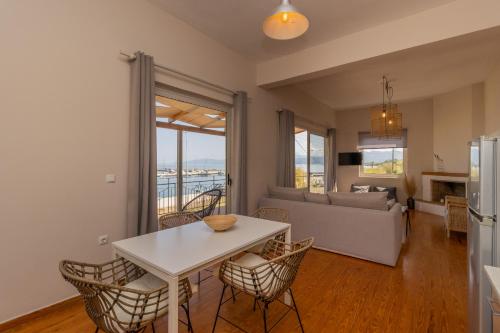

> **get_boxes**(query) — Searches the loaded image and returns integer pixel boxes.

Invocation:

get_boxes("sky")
[157,128,225,167]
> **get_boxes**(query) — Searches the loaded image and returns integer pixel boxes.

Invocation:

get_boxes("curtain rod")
[120,51,237,96]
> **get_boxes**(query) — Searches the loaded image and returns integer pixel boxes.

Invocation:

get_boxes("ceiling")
[294,27,500,110]
[150,0,455,61]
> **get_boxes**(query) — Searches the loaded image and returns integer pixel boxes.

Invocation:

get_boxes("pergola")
[156,95,226,136]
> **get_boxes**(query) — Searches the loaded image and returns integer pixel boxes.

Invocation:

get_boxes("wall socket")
[98,235,109,246]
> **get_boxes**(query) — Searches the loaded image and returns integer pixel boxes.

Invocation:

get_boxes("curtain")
[126,52,158,237]
[277,110,295,187]
[326,128,337,192]
[229,91,248,215]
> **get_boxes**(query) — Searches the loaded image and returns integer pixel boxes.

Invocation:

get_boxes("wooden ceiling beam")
[156,121,225,137]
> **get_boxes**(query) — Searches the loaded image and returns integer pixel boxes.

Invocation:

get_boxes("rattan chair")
[159,211,200,230]
[247,207,289,254]
[182,188,223,219]
[59,257,193,333]
[445,195,467,237]
[212,237,314,333]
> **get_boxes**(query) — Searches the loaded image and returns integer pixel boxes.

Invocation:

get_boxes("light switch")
[105,174,116,183]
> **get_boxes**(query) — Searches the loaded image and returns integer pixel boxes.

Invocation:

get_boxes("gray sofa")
[259,196,403,266]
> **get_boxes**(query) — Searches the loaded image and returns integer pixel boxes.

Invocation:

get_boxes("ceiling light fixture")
[371,76,402,139]
[263,0,309,40]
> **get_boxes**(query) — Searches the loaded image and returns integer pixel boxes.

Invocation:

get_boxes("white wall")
[485,63,500,136]
[0,0,334,322]
[432,84,484,173]
[336,99,434,201]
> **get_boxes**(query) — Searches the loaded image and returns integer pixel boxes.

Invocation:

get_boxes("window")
[357,130,407,178]
[359,147,405,177]
[295,127,326,193]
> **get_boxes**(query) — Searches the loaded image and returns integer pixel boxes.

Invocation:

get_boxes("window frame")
[358,145,407,179]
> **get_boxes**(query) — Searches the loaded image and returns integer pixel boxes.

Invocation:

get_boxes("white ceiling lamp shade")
[263,0,309,40]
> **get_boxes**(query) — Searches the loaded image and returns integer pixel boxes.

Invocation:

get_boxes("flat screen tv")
[338,152,362,166]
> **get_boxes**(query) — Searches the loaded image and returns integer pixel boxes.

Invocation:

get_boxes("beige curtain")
[326,128,337,192]
[277,110,295,187]
[126,52,158,237]
[229,91,248,215]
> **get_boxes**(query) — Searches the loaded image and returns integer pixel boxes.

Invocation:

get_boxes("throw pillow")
[387,198,396,209]
[350,184,371,193]
[268,186,305,202]
[373,186,397,200]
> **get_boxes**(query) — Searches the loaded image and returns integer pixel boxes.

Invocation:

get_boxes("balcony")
[295,172,325,194]
[157,176,226,216]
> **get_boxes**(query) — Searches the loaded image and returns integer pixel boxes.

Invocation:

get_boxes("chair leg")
[94,328,99,333]
[262,303,269,333]
[151,322,156,333]
[231,286,236,303]
[212,284,227,333]
[182,302,194,333]
[289,288,305,333]
[253,298,257,312]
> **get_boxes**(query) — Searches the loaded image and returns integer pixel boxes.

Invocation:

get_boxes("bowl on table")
[203,214,237,231]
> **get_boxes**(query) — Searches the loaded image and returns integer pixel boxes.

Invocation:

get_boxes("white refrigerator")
[468,136,498,333]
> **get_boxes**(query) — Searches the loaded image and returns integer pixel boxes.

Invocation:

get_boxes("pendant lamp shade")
[263,0,309,40]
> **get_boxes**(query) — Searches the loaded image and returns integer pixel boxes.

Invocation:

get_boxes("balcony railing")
[157,176,226,216]
[295,172,325,193]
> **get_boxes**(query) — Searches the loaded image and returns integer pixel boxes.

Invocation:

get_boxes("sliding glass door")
[294,127,326,193]
[156,91,229,216]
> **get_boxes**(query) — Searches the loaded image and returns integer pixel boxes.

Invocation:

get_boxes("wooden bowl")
[203,215,237,231]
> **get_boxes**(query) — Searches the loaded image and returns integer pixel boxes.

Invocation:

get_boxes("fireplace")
[420,172,469,216]
[431,180,466,203]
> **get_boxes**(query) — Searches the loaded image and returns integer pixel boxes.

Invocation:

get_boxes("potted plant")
[404,173,417,209]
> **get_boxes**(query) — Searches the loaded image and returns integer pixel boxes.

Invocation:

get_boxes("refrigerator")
[468,136,498,333]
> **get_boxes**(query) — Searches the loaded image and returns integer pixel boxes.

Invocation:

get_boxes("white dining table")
[111,214,291,333]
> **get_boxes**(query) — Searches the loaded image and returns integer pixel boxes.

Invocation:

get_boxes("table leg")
[407,211,411,231]
[284,225,292,306]
[406,212,408,236]
[168,276,179,333]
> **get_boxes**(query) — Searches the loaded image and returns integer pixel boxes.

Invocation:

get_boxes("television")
[338,152,362,166]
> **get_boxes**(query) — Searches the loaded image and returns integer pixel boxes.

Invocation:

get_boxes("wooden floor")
[2,211,467,333]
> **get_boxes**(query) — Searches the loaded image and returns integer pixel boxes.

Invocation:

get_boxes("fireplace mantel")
[421,171,469,178]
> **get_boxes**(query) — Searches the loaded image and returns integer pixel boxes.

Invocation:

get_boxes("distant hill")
[295,155,324,165]
[158,158,225,170]
[363,150,403,163]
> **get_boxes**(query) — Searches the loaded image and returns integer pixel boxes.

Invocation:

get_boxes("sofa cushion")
[373,186,397,201]
[350,184,371,193]
[268,186,305,202]
[305,192,330,205]
[327,192,388,211]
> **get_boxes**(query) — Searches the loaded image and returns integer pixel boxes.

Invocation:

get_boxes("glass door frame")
[155,84,232,214]
[295,128,327,193]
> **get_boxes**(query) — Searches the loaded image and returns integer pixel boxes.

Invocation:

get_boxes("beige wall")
[0,0,334,323]
[336,99,434,202]
[485,63,500,136]
[432,84,484,173]
[247,86,335,211]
